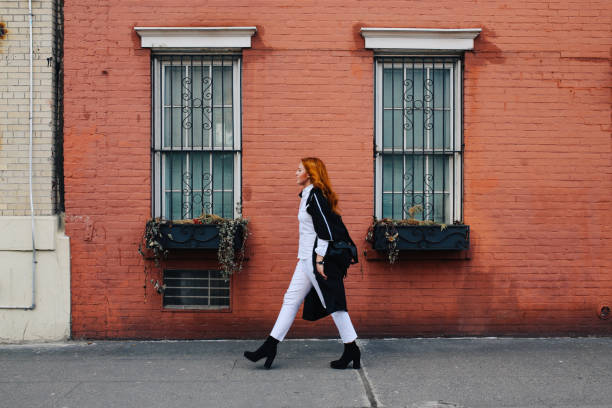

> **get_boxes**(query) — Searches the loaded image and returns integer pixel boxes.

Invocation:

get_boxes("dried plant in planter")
[139,215,249,295]
[139,218,168,265]
[366,218,400,264]
[214,215,249,279]
[138,218,168,296]
[365,205,448,264]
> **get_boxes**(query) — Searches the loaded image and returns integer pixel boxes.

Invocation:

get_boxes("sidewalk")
[1,338,610,408]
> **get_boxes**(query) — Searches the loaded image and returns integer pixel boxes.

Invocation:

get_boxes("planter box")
[372,224,469,251]
[159,223,244,250]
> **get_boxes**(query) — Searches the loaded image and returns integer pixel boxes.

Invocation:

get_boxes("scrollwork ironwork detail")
[403,77,434,132]
[424,79,433,103]
[423,174,434,219]
[178,171,214,218]
[201,172,213,215]
[180,76,213,131]
[181,171,192,218]
[400,173,436,221]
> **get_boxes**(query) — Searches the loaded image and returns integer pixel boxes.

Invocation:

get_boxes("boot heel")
[330,341,361,370]
[264,354,275,369]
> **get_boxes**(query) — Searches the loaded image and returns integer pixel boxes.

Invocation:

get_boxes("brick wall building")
[64,1,611,339]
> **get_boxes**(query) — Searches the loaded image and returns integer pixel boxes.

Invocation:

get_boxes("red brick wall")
[64,1,612,339]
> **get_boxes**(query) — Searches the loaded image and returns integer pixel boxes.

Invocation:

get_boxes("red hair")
[301,157,340,214]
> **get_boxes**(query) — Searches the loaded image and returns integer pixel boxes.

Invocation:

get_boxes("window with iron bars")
[163,269,230,310]
[152,55,241,220]
[375,56,463,223]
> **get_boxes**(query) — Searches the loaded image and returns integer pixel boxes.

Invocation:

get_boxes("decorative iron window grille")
[152,55,241,220]
[375,56,463,223]
[163,269,230,309]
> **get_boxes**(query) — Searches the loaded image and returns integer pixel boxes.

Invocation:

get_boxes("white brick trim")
[134,27,257,50]
[361,28,481,51]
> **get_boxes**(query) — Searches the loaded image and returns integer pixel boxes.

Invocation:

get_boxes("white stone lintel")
[361,28,482,51]
[134,27,257,50]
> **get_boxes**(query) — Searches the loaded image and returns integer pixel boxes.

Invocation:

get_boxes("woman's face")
[296,162,310,186]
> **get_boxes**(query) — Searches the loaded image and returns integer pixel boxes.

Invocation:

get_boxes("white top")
[298,184,329,260]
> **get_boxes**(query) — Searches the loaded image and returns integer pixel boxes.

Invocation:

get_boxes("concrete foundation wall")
[0,216,70,343]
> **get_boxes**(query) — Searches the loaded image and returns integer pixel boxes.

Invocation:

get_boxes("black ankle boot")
[330,341,361,369]
[244,336,279,369]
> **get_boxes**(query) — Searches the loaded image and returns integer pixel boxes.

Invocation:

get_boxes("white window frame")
[152,57,242,219]
[364,27,480,223]
[136,26,255,220]
[375,58,462,223]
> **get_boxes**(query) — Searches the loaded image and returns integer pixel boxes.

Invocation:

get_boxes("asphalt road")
[1,337,611,408]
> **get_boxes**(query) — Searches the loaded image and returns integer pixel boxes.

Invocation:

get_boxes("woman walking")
[244,157,360,370]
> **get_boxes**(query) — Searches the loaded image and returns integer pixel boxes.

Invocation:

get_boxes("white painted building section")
[0,216,70,342]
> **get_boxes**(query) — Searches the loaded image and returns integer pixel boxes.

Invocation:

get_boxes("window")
[163,269,230,309]
[152,55,241,220]
[375,56,463,223]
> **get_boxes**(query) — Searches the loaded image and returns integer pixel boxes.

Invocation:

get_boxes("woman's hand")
[315,256,327,280]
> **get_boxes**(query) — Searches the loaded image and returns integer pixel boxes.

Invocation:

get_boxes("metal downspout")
[1,0,37,310]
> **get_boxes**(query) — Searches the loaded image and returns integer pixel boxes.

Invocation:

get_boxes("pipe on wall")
[0,0,37,310]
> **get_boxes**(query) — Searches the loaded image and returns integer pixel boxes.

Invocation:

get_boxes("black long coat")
[300,187,357,321]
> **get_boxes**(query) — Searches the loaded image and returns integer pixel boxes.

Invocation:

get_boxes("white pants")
[270,259,358,343]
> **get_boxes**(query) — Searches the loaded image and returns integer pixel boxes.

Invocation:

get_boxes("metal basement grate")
[163,269,230,309]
